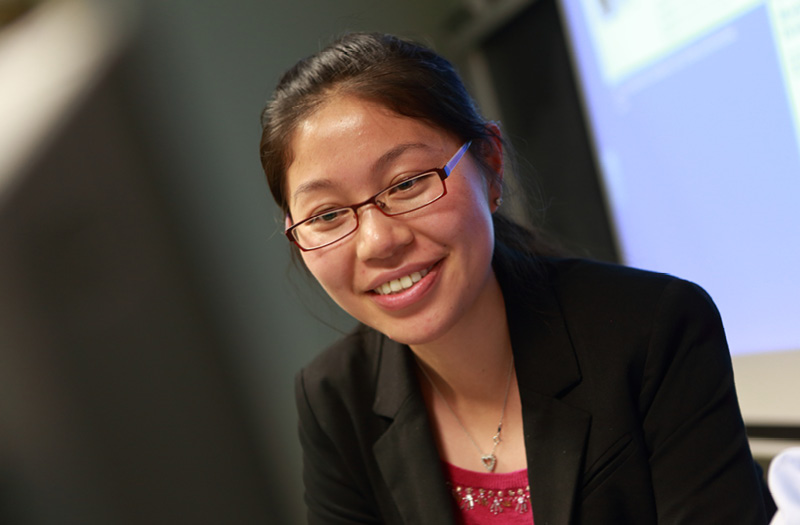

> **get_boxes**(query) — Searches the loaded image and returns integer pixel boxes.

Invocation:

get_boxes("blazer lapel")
[520,391,590,525]
[500,254,590,525]
[372,336,455,524]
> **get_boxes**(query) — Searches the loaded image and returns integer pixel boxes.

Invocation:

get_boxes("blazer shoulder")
[546,257,714,312]
[548,257,672,288]
[295,324,401,438]
[541,258,723,365]
[298,324,383,397]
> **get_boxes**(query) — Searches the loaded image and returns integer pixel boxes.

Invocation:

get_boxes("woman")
[260,33,770,524]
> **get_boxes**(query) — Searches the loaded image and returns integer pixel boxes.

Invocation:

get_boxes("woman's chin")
[371,314,450,347]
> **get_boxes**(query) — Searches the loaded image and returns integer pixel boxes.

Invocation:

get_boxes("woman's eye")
[389,177,422,196]
[396,178,418,191]
[303,209,353,233]
[309,210,342,224]
[387,173,436,200]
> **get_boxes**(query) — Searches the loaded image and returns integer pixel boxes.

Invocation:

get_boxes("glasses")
[286,141,472,251]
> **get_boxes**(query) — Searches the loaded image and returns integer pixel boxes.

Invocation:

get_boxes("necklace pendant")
[481,454,497,472]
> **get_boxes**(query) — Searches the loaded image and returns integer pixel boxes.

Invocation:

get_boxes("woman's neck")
[410,270,526,473]
[410,270,513,402]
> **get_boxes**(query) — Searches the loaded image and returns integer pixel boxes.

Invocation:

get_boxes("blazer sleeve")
[638,278,769,523]
[295,368,381,525]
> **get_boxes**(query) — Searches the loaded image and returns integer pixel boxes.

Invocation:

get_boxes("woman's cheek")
[302,253,332,289]
[303,251,352,301]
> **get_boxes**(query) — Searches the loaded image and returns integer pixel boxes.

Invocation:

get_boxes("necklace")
[419,358,514,473]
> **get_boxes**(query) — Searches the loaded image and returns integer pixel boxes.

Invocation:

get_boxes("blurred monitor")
[557,0,800,426]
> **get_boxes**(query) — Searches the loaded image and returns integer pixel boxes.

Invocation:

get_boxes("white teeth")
[374,267,431,295]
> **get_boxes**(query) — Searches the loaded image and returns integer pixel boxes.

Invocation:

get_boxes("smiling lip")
[372,267,430,295]
[367,260,442,311]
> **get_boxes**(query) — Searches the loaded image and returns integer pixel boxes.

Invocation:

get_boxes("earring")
[494,197,503,207]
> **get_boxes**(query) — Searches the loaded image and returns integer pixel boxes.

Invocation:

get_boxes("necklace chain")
[419,357,514,472]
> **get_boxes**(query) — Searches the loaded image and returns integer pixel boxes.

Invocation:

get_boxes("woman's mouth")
[373,267,430,295]
[367,260,442,311]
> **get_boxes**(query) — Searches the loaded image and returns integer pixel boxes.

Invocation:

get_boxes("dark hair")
[259,32,556,261]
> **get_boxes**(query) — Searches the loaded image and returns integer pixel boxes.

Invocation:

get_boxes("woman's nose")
[355,207,413,261]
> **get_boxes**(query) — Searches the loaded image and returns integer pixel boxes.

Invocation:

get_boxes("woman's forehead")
[292,95,440,149]
[285,97,454,199]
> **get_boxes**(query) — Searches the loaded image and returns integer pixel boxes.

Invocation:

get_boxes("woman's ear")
[484,122,504,211]
[284,213,293,231]
[483,122,504,176]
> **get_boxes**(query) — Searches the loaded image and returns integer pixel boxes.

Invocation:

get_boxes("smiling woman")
[284,96,501,346]
[259,33,773,524]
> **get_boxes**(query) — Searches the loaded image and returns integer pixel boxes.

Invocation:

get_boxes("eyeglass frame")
[285,140,473,251]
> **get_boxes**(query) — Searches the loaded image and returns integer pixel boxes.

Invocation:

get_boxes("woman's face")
[285,95,502,346]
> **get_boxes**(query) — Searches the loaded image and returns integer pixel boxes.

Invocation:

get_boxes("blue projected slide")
[559,0,800,357]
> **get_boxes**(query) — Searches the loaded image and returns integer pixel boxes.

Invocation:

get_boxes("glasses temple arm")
[443,140,472,177]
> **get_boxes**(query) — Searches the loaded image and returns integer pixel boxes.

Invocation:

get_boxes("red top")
[444,462,534,525]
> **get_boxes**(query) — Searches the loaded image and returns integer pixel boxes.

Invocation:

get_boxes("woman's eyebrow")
[291,143,433,205]
[291,178,337,206]
[370,142,432,175]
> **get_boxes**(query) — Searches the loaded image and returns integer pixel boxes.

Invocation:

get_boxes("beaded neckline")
[444,462,531,516]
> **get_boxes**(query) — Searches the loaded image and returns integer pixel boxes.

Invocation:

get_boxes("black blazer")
[295,255,770,524]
